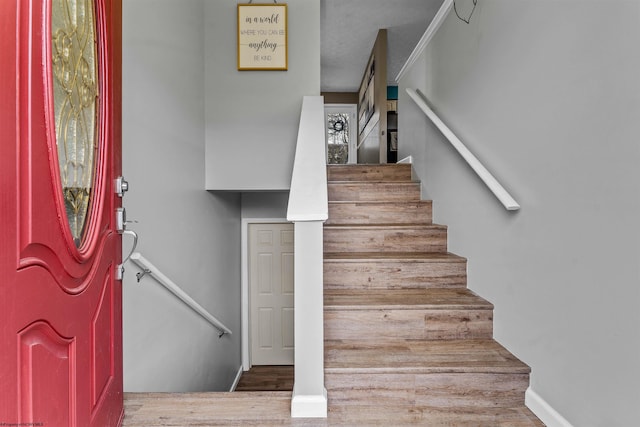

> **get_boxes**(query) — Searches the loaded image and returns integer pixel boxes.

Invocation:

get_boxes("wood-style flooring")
[123,392,544,426]
[123,164,545,426]
[235,365,294,392]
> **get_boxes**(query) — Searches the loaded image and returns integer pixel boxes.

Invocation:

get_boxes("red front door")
[0,1,123,426]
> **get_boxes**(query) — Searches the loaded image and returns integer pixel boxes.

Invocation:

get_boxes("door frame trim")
[241,218,290,371]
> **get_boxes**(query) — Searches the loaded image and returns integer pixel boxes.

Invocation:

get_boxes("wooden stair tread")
[325,339,530,374]
[324,223,445,229]
[327,181,420,188]
[324,251,465,261]
[328,200,432,205]
[324,288,493,310]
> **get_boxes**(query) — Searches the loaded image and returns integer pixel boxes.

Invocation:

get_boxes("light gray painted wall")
[205,0,321,191]
[240,192,289,219]
[122,0,241,392]
[398,2,640,426]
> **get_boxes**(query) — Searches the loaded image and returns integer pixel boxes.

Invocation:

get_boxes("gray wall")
[241,192,290,220]
[122,0,242,392]
[398,2,640,426]
[205,0,321,191]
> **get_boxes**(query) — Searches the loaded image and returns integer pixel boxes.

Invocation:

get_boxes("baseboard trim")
[526,387,573,427]
[229,365,244,392]
[290,388,328,418]
[397,155,413,164]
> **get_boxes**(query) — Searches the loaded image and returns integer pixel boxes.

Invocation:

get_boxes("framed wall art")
[237,3,288,71]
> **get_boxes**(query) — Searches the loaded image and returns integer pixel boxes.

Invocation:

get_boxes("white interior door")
[325,104,357,164]
[249,223,295,365]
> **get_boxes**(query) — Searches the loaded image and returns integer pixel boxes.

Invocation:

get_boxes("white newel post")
[287,96,328,418]
[290,221,327,417]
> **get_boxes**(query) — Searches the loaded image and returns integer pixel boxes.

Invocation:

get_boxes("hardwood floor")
[123,392,544,426]
[235,365,294,392]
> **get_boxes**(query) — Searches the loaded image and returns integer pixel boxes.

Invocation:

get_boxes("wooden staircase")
[323,164,543,424]
[122,164,543,426]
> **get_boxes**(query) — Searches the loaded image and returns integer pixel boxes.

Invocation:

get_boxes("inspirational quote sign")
[237,4,288,70]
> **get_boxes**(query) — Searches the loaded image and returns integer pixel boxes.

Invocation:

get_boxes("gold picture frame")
[237,3,288,71]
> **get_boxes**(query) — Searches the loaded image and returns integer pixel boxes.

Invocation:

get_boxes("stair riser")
[324,260,467,290]
[328,183,421,202]
[326,201,432,225]
[324,309,493,341]
[325,404,544,425]
[324,227,447,253]
[327,164,412,182]
[325,373,529,408]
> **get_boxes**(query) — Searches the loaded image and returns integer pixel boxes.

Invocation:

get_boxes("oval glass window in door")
[51,0,99,247]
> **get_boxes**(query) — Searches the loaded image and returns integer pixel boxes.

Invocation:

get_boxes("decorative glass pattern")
[51,0,99,246]
[327,113,349,164]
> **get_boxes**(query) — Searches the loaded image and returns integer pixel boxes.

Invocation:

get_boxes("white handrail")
[406,88,520,211]
[129,252,232,337]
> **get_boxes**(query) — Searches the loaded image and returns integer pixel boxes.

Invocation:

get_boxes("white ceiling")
[321,0,444,93]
